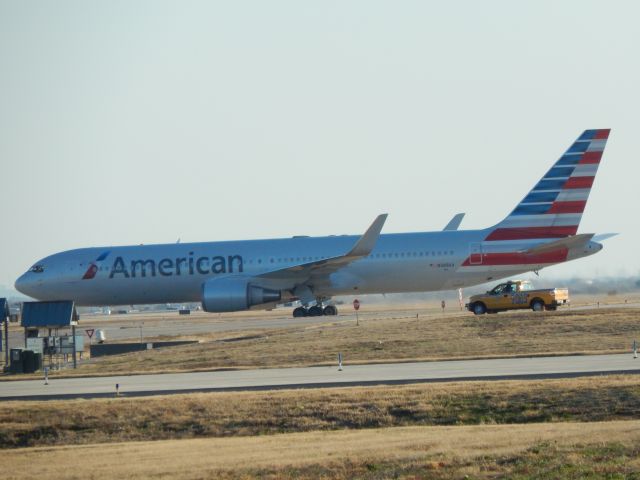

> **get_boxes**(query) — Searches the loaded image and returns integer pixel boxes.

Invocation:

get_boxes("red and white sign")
[353,299,361,311]
[86,329,95,339]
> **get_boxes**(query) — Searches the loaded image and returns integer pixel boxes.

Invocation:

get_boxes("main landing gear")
[292,304,338,317]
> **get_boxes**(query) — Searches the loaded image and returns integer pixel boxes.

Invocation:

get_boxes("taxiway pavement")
[1,353,638,400]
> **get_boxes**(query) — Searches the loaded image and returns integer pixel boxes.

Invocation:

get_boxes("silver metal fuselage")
[14,228,600,306]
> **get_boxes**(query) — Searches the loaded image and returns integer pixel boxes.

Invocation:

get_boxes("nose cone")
[15,273,38,298]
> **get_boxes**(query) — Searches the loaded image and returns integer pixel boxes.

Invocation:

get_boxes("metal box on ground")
[60,335,84,354]
[34,352,43,371]
[22,350,37,373]
[26,337,44,354]
[9,349,23,374]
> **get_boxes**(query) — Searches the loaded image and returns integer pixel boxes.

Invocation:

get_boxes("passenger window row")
[246,250,456,265]
[93,250,458,269]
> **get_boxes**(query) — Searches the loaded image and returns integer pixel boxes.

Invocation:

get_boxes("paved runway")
[2,353,639,400]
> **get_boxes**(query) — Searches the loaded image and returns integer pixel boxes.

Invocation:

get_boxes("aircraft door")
[469,243,483,265]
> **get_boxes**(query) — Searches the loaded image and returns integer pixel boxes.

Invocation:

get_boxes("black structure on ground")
[1,298,8,367]
[90,341,198,357]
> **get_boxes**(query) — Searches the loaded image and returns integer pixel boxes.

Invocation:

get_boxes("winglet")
[346,214,388,257]
[443,213,465,231]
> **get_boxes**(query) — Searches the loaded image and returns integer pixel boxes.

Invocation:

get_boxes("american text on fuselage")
[108,253,243,278]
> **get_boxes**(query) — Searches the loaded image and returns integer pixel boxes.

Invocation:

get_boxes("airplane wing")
[443,213,465,231]
[521,233,594,255]
[255,214,388,284]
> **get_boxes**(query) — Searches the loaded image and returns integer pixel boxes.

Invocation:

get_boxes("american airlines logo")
[107,253,244,278]
[82,251,111,280]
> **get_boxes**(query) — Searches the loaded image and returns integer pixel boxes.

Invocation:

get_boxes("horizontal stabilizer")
[593,233,619,242]
[443,213,465,231]
[522,233,594,255]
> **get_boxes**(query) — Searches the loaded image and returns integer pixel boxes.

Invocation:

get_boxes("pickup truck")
[466,280,569,315]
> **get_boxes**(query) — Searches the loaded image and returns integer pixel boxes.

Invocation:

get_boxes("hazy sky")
[1,1,639,290]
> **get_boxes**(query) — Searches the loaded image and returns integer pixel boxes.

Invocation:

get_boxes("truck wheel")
[473,302,487,315]
[531,299,545,312]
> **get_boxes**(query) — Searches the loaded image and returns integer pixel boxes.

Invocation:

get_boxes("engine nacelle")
[201,276,281,313]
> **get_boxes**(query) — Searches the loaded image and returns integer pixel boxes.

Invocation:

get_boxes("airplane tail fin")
[487,129,610,241]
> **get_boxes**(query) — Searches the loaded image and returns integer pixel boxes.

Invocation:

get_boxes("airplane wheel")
[308,305,323,316]
[323,305,338,316]
[531,299,545,312]
[473,302,487,315]
[293,307,308,318]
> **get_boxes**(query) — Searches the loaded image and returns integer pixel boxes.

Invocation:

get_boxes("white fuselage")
[14,129,610,310]
[14,227,600,306]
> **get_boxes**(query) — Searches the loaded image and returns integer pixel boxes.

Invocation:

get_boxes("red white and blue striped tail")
[487,129,610,241]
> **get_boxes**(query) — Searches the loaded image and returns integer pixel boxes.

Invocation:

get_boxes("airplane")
[15,129,612,317]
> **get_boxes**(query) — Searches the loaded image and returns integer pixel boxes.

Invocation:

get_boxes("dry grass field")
[2,375,639,449]
[3,303,640,478]
[56,306,640,377]
[4,420,640,479]
[3,300,639,380]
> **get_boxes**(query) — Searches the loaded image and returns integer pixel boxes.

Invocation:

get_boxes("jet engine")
[201,276,281,312]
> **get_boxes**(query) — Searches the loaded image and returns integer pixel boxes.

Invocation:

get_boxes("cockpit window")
[29,265,44,273]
